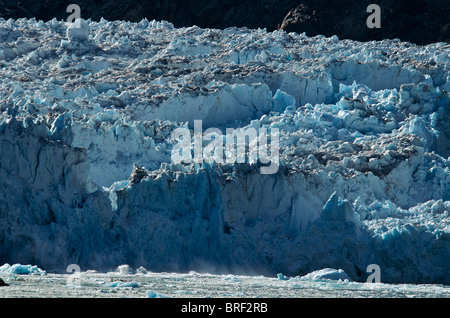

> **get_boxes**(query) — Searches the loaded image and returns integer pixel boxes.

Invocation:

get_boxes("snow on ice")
[0,17,449,284]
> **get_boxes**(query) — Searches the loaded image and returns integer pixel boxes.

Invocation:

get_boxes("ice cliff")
[0,18,449,284]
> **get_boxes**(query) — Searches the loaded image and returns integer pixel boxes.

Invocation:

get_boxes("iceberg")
[103,281,139,288]
[0,263,46,275]
[146,290,170,298]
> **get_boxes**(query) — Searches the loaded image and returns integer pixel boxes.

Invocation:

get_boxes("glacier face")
[0,18,449,284]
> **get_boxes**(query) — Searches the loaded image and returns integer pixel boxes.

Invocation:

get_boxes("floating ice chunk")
[0,263,46,275]
[146,290,170,298]
[277,273,290,281]
[103,281,139,288]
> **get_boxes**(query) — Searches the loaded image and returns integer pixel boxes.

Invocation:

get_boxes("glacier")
[0,17,449,285]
